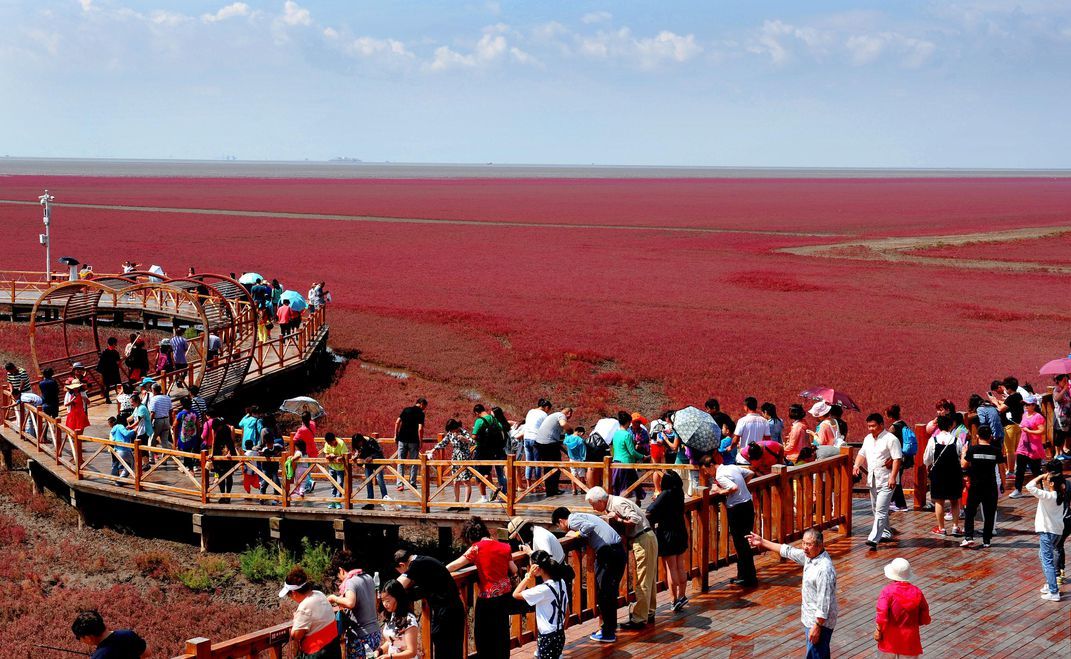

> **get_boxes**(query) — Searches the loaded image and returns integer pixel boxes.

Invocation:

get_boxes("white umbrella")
[239,272,264,285]
[279,396,326,419]
[148,264,166,282]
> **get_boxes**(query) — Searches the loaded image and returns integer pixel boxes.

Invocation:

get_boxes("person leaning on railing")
[446,516,518,659]
[393,549,464,659]
[279,566,342,659]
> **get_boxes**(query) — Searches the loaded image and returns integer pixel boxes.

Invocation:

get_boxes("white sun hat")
[883,557,913,582]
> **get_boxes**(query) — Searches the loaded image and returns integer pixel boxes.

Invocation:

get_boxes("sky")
[0,0,1069,168]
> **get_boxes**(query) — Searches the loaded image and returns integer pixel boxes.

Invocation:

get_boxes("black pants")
[536,442,563,496]
[964,486,997,544]
[727,499,756,585]
[891,454,914,509]
[595,544,626,637]
[1015,454,1042,492]
[430,604,465,659]
[1056,522,1071,573]
[474,594,511,659]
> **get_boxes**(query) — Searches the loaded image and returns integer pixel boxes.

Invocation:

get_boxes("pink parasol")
[799,386,860,412]
[1039,358,1071,376]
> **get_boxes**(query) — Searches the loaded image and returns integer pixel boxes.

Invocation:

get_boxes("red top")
[747,440,786,476]
[463,539,513,598]
[277,305,293,324]
[293,422,318,458]
[876,581,930,655]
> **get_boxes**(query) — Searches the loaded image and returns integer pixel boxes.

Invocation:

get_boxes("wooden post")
[838,446,852,535]
[280,457,291,508]
[133,440,143,492]
[72,433,83,480]
[602,456,612,491]
[343,458,353,510]
[185,637,212,659]
[772,464,790,542]
[200,450,209,504]
[695,487,711,593]
[419,453,430,513]
[505,455,516,516]
[913,423,928,510]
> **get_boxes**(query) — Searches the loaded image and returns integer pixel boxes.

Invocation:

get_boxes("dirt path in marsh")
[780,225,1071,274]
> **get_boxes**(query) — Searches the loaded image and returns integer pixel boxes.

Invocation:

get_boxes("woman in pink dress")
[63,379,91,433]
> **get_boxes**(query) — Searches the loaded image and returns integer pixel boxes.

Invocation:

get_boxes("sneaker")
[396,483,405,491]
[960,539,975,548]
[1042,593,1061,602]
[881,528,893,541]
[1008,490,1023,499]
[944,512,953,521]
[1041,585,1052,594]
[981,543,991,548]
[382,495,393,501]
[671,596,686,612]
[589,631,616,643]
[959,510,965,519]
[929,526,946,535]
[952,526,964,537]
[865,541,878,551]
[477,496,488,504]
[889,505,907,512]
[620,620,646,631]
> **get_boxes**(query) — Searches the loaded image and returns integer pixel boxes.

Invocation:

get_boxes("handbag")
[584,432,606,452]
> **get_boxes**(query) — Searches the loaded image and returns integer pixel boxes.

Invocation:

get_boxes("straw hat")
[883,557,913,582]
[809,401,831,417]
[506,516,529,539]
[65,379,84,390]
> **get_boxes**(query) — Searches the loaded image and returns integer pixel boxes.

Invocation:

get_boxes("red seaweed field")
[1,174,1069,434]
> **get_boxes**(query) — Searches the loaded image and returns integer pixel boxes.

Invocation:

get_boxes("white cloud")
[426,24,535,72]
[346,36,413,59]
[577,27,701,68]
[26,29,61,57]
[581,11,612,25]
[748,20,831,65]
[635,30,702,66]
[280,0,311,27]
[201,3,252,24]
[148,10,190,27]
[845,32,936,67]
[78,0,93,12]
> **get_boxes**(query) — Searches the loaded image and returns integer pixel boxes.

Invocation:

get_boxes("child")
[1026,462,1067,601]
[562,426,587,495]
[107,416,135,480]
[512,550,570,659]
[242,439,261,495]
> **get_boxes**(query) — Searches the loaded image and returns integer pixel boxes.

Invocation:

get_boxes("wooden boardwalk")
[515,496,1069,659]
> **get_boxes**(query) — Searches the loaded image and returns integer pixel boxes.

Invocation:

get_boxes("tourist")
[293,411,319,494]
[521,398,552,489]
[809,401,841,447]
[784,404,809,463]
[279,566,342,659]
[705,398,734,436]
[393,397,426,490]
[71,610,148,658]
[125,338,149,382]
[187,383,207,422]
[308,281,324,310]
[208,416,236,500]
[534,406,573,497]
[732,396,771,460]
[271,279,284,313]
[323,432,349,509]
[923,414,964,535]
[206,333,223,362]
[747,529,838,659]
[96,337,122,403]
[428,419,475,505]
[351,434,389,506]
[586,486,658,629]
[699,453,757,588]
[853,413,902,551]
[470,404,507,501]
[611,411,646,502]
[761,402,784,443]
[63,379,91,434]
[5,362,30,395]
[588,416,618,485]
[885,404,917,511]
[123,332,138,359]
[127,393,151,462]
[1010,395,1047,498]
[238,406,263,448]
[154,341,174,375]
[446,516,517,659]
[512,549,571,659]
[490,407,512,490]
[276,299,294,335]
[38,367,59,418]
[173,397,201,470]
[562,425,587,495]
[326,553,381,659]
[960,425,1001,548]
[743,438,786,477]
[148,383,173,451]
[107,416,135,479]
[377,580,420,659]
[830,404,848,440]
[646,469,689,611]
[507,515,565,561]
[242,439,261,494]
[1026,462,1067,601]
[170,326,189,381]
[874,558,930,658]
[552,506,626,643]
[1053,374,1071,454]
[989,376,1025,473]
[394,549,465,658]
[651,411,681,494]
[258,423,283,501]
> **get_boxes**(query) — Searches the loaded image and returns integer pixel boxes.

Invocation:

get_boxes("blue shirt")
[132,404,151,437]
[169,335,189,364]
[110,424,135,445]
[567,512,621,551]
[719,436,737,464]
[563,434,586,461]
[976,405,1005,441]
[238,415,262,443]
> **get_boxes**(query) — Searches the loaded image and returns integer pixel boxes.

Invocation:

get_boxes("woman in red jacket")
[875,558,931,658]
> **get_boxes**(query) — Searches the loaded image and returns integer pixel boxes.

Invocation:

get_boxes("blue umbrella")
[280,290,307,312]
[239,272,263,285]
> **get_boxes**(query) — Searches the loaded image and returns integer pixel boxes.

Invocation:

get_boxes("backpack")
[474,416,506,453]
[900,425,918,456]
[179,411,199,441]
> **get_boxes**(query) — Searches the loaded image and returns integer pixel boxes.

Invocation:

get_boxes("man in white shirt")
[507,516,565,562]
[853,413,902,551]
[700,453,757,587]
[733,396,771,463]
[521,399,552,488]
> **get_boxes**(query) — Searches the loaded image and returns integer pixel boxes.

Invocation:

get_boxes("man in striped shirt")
[5,362,30,394]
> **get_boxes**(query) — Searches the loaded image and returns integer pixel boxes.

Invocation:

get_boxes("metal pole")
[39,190,54,282]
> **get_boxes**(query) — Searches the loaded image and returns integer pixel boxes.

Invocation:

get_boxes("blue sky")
[1,0,1069,167]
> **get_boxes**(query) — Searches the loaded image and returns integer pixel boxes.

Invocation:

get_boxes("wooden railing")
[170,449,851,659]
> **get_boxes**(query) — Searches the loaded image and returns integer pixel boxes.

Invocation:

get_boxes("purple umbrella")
[800,386,860,412]
[1039,358,1071,376]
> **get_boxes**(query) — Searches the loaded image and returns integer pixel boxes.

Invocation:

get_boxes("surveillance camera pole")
[39,190,54,282]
